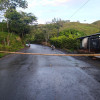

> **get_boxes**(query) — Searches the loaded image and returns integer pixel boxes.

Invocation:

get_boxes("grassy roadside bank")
[0,32,24,58]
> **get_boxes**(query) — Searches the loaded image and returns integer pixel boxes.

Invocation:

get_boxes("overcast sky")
[19,0,100,24]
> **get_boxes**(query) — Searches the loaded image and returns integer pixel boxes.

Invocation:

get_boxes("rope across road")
[0,51,100,57]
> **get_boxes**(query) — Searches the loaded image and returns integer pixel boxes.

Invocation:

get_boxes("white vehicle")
[26,44,30,47]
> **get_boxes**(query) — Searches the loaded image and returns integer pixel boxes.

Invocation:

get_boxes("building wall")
[82,37,88,49]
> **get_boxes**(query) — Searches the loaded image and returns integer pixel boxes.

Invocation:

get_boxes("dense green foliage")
[59,29,85,37]
[0,22,7,32]
[33,20,100,50]
[5,8,37,38]
[0,32,24,58]
[50,35,78,49]
[50,29,82,49]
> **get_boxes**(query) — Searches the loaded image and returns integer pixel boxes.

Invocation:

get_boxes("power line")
[69,0,91,19]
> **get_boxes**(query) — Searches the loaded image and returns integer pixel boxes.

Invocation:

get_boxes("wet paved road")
[0,44,100,100]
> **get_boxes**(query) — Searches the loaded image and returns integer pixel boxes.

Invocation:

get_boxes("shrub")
[0,32,24,57]
[50,35,79,50]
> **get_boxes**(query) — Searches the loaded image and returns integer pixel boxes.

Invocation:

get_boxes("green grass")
[60,22,99,35]
[0,32,24,58]
[0,53,5,58]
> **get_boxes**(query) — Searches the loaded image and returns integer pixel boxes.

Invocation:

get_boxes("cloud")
[40,0,69,6]
[28,0,69,7]
[38,19,45,24]
[28,0,38,8]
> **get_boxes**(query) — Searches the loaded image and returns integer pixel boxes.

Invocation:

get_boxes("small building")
[78,33,100,53]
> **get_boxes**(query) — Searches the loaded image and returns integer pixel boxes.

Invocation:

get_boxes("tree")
[20,12,37,25]
[5,8,37,38]
[52,18,63,37]
[0,0,28,10]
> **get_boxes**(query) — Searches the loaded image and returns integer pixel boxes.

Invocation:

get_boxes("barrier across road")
[0,51,100,57]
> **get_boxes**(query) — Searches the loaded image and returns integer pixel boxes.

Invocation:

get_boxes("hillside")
[92,20,100,29]
[60,22,99,36]
[0,32,24,58]
[92,20,100,25]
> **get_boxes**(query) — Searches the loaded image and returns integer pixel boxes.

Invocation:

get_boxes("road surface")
[0,44,100,100]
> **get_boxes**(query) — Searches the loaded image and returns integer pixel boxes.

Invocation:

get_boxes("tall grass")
[0,32,24,58]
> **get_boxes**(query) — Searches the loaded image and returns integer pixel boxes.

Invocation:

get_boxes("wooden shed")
[78,33,100,53]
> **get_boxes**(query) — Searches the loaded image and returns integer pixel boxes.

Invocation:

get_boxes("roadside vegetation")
[31,19,100,51]
[0,32,24,57]
[0,0,37,58]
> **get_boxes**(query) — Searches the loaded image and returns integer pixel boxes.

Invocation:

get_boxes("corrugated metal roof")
[78,33,100,39]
